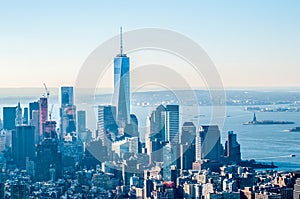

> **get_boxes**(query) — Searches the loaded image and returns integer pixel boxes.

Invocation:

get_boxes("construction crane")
[43,83,50,99]
[43,83,53,121]
[49,104,54,121]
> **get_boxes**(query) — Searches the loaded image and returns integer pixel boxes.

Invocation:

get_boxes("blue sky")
[0,0,299,88]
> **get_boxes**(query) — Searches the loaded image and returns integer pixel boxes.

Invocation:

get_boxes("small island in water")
[243,112,294,125]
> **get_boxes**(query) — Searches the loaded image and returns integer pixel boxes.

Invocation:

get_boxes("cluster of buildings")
[1,85,87,178]
[0,29,299,198]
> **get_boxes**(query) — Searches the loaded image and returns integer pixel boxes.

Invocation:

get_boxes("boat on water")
[288,126,300,132]
[243,113,294,125]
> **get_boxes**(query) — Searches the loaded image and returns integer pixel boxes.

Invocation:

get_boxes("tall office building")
[60,86,76,138]
[31,110,40,144]
[12,125,35,168]
[15,102,22,126]
[149,105,166,141]
[148,105,166,163]
[29,101,39,120]
[146,105,179,164]
[225,131,241,164]
[77,110,86,133]
[36,138,62,181]
[29,101,39,143]
[198,125,222,162]
[114,27,130,128]
[39,97,48,139]
[145,116,151,154]
[165,105,181,169]
[164,105,179,143]
[60,105,76,137]
[180,122,196,170]
[162,143,173,181]
[97,105,118,139]
[23,107,28,125]
[195,130,201,161]
[44,121,57,139]
[3,107,16,130]
[61,86,74,106]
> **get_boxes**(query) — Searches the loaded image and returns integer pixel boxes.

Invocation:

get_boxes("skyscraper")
[29,101,39,120]
[77,110,86,133]
[61,86,74,106]
[147,105,179,165]
[97,105,118,139]
[3,107,16,130]
[149,105,166,141]
[114,27,130,128]
[164,105,179,143]
[31,110,40,144]
[164,105,180,168]
[180,122,196,170]
[60,105,76,137]
[60,86,76,138]
[162,142,173,181]
[225,131,241,164]
[12,125,35,168]
[44,121,57,139]
[36,138,62,181]
[198,125,222,162]
[23,107,28,125]
[39,97,48,139]
[15,102,22,126]
[148,105,166,163]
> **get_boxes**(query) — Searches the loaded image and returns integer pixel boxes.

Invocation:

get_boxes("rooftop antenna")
[120,26,123,56]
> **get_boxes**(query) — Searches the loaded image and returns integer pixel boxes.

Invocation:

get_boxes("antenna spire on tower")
[120,26,123,56]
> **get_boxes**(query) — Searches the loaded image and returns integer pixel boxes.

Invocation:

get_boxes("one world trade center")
[113,27,130,128]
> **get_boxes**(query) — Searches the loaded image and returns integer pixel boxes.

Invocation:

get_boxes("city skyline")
[0,1,300,198]
[0,1,300,88]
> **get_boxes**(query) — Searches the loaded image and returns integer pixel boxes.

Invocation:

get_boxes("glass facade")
[114,55,130,128]
[61,86,74,106]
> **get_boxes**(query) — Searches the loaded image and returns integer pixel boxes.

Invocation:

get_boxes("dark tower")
[199,125,222,162]
[225,131,241,164]
[180,122,196,170]
[36,138,62,181]
[12,126,35,168]
[3,107,16,130]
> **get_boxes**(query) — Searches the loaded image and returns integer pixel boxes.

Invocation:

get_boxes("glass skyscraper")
[77,110,86,133]
[198,125,222,162]
[114,27,130,128]
[164,105,179,143]
[97,105,118,139]
[3,106,16,130]
[60,86,76,138]
[61,86,74,106]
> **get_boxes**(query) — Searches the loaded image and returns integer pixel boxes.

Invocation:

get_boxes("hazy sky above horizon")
[0,0,299,89]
